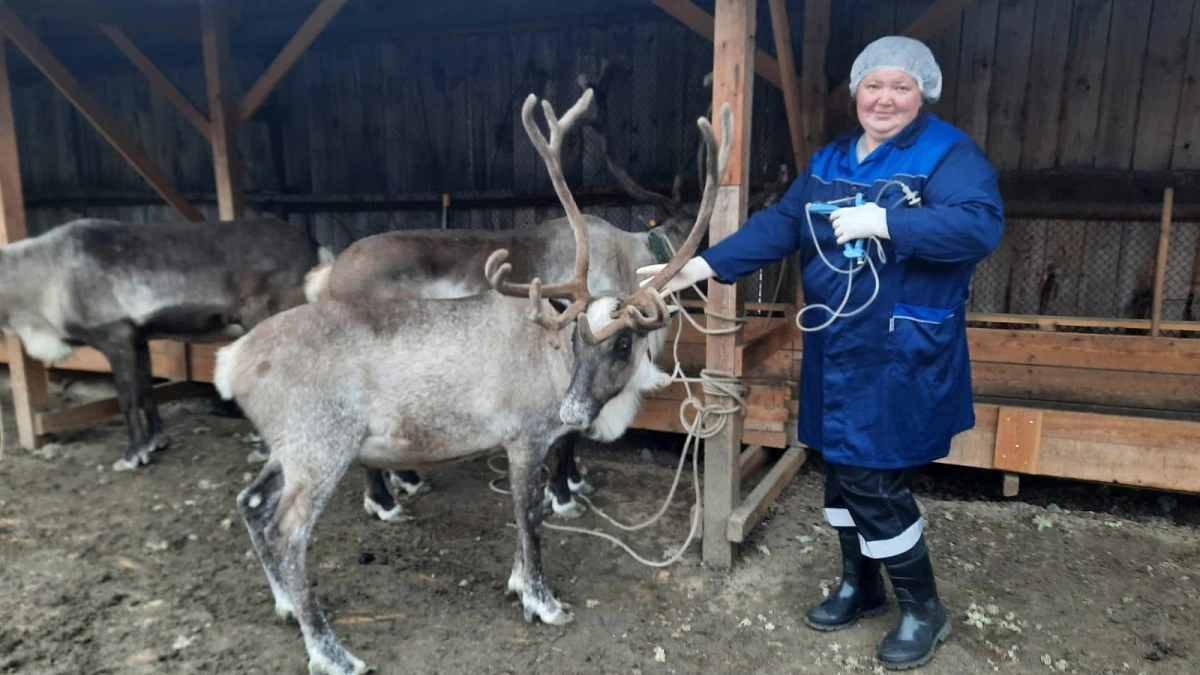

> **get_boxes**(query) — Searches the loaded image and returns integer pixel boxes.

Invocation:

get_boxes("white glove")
[636,256,715,296]
[830,202,890,244]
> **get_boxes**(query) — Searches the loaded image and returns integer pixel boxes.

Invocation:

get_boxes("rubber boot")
[805,528,888,630]
[876,536,950,670]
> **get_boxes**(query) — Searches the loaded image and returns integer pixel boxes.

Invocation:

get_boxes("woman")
[640,36,1004,669]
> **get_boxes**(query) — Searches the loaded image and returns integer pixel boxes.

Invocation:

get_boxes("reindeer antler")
[577,102,734,345]
[485,88,595,331]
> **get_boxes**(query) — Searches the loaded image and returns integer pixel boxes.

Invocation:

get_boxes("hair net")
[849,36,942,103]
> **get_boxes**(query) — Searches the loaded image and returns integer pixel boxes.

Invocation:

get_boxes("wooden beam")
[0,6,205,222]
[728,447,807,542]
[766,0,805,168]
[239,0,349,123]
[738,444,766,483]
[200,0,245,220]
[800,0,830,152]
[737,320,796,373]
[827,0,977,108]
[1151,187,1174,336]
[968,312,1200,333]
[0,34,46,451]
[968,328,1200,376]
[35,381,210,436]
[704,0,754,568]
[648,0,783,88]
[100,25,209,135]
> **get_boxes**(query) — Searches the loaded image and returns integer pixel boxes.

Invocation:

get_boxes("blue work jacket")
[701,111,1004,469]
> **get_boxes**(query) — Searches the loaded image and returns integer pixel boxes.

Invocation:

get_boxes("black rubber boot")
[876,536,950,670]
[805,528,888,631]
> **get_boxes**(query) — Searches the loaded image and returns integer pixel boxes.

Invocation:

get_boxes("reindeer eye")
[615,335,632,359]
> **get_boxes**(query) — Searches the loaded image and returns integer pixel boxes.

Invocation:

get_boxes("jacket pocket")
[885,303,961,433]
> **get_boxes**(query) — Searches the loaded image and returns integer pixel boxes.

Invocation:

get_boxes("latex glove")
[829,202,890,244]
[636,256,715,296]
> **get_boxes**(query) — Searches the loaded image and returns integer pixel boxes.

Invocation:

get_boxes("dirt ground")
[2,372,1198,675]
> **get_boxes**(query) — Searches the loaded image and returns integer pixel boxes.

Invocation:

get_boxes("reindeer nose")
[559,400,590,428]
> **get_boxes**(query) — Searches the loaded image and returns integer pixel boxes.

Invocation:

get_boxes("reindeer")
[0,216,330,470]
[213,88,730,675]
[303,70,780,523]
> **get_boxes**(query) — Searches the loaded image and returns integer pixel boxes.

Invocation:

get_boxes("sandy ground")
[1,372,1198,675]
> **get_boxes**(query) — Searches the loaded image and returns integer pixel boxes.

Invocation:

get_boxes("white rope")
[485,273,748,567]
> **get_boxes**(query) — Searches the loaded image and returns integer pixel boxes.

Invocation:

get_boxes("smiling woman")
[636,34,1005,671]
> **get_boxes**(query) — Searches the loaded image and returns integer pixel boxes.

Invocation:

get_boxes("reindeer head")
[486,88,733,435]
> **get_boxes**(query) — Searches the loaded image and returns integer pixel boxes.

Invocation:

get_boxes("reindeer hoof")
[388,472,432,495]
[112,445,153,472]
[274,600,297,624]
[551,498,587,519]
[246,447,270,464]
[150,434,171,453]
[111,456,141,472]
[568,477,596,496]
[307,652,373,675]
[362,494,412,523]
[524,598,574,626]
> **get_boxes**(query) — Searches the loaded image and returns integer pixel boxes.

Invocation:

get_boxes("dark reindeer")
[0,217,329,470]
[214,88,731,675]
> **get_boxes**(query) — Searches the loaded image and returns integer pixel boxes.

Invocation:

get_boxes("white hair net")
[849,36,942,103]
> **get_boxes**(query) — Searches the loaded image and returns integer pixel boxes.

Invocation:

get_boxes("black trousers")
[822,461,924,559]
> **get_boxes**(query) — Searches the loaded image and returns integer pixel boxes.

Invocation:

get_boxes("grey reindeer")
[302,63,779,524]
[213,88,731,675]
[0,216,329,470]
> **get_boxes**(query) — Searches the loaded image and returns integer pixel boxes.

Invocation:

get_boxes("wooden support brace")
[0,34,47,451]
[1151,187,1174,337]
[239,0,349,123]
[703,0,754,568]
[728,446,807,543]
[35,381,212,436]
[738,320,796,374]
[100,25,209,135]
[1002,472,1020,497]
[992,406,1043,474]
[0,5,205,222]
[738,444,765,483]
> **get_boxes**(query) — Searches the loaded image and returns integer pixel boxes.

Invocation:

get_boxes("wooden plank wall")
[3,0,1200,320]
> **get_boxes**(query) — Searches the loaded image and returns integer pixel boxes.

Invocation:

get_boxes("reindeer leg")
[133,335,169,453]
[507,436,573,626]
[544,434,586,519]
[263,444,373,675]
[90,322,154,471]
[361,468,409,522]
[237,458,295,623]
[387,469,432,496]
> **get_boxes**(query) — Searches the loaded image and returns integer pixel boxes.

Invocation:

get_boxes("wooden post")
[0,35,48,450]
[1151,187,1174,337]
[200,0,245,220]
[704,0,754,568]
[766,0,805,170]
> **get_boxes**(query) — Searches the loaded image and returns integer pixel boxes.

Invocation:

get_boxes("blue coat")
[700,111,1005,469]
